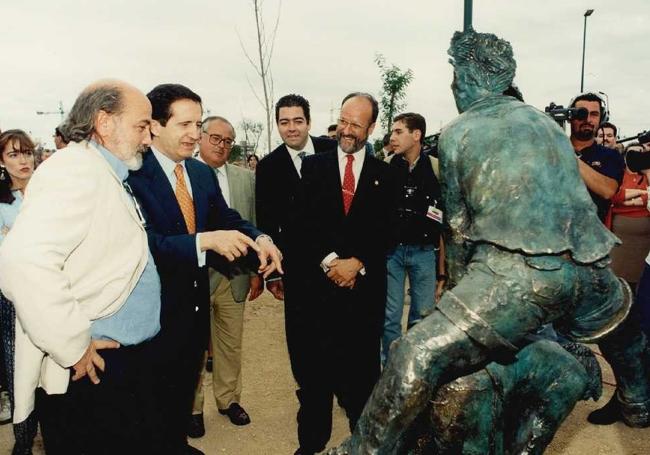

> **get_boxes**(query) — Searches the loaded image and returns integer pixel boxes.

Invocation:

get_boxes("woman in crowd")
[0,129,38,455]
[608,142,650,291]
[247,154,259,171]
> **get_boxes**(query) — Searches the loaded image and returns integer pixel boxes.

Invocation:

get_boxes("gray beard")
[123,153,143,171]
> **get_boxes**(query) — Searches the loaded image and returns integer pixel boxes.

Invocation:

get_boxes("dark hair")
[147,84,202,126]
[275,94,311,124]
[393,112,426,145]
[247,154,259,164]
[599,121,618,138]
[54,126,67,142]
[341,92,379,124]
[327,124,337,133]
[60,84,123,142]
[382,133,391,147]
[0,129,35,204]
[570,92,606,123]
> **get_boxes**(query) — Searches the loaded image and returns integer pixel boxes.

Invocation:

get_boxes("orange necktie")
[174,164,196,234]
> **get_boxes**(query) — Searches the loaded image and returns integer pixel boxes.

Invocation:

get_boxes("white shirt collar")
[196,153,227,175]
[151,145,185,179]
[286,136,315,161]
[337,145,366,165]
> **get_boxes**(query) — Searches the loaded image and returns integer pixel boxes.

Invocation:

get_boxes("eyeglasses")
[205,133,235,148]
[337,118,366,132]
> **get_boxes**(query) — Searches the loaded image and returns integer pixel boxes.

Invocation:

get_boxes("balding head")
[337,93,378,154]
[61,79,152,169]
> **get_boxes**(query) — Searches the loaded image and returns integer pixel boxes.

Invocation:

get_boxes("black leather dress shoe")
[187,413,206,438]
[587,395,620,425]
[293,449,315,455]
[218,402,251,426]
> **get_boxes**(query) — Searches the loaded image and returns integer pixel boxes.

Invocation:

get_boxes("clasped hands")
[200,230,283,278]
[327,257,363,289]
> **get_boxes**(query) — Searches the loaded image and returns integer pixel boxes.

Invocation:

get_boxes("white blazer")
[0,141,149,422]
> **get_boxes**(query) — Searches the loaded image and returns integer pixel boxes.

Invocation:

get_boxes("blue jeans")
[382,244,436,364]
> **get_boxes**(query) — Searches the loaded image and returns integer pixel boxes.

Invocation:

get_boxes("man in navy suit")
[127,84,282,455]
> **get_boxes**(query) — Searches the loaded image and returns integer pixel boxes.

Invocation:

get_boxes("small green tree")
[375,54,414,133]
[229,144,244,163]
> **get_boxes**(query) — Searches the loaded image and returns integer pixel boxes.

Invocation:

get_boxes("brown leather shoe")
[218,403,251,426]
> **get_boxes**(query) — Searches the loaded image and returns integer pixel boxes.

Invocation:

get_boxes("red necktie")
[342,154,355,215]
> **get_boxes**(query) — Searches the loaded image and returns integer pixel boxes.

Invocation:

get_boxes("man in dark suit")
[127,84,282,455]
[255,94,337,455]
[256,93,336,298]
[288,93,397,455]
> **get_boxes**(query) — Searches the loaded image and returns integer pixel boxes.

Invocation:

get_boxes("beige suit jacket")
[209,163,256,302]
[0,141,148,422]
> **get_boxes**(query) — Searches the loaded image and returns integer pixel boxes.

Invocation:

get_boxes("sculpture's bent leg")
[501,340,591,455]
[558,267,650,427]
[337,249,573,455]
[422,340,592,455]
[598,316,650,426]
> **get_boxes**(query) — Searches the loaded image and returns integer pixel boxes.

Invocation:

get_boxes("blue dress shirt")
[89,142,161,345]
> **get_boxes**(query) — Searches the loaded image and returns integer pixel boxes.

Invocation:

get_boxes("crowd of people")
[0,72,648,455]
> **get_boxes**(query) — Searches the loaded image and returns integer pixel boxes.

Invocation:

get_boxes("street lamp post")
[581,9,594,92]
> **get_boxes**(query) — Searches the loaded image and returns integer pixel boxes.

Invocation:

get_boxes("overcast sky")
[1,0,648,150]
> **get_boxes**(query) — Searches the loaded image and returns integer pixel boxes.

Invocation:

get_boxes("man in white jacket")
[0,79,163,454]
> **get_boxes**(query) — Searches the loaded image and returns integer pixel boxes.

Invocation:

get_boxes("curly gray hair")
[59,84,124,143]
[448,29,516,95]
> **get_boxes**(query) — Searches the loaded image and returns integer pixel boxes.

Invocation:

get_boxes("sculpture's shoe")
[588,394,650,428]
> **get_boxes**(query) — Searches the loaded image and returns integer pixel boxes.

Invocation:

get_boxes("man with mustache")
[293,92,398,455]
[570,93,625,222]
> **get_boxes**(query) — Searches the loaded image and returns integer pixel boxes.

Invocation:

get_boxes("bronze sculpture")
[328,28,650,455]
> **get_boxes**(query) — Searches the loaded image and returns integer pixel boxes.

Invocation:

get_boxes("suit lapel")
[143,150,189,233]
[225,164,239,209]
[347,155,374,217]
[280,145,301,183]
[325,151,346,219]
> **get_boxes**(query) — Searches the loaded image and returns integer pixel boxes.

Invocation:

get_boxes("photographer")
[382,113,443,365]
[569,92,625,222]
[609,143,650,292]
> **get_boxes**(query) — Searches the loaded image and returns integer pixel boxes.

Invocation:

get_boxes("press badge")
[426,205,443,224]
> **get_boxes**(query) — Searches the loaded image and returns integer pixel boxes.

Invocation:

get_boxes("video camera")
[423,132,440,158]
[544,102,588,128]
[621,130,650,172]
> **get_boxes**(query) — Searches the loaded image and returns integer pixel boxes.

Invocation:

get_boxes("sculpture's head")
[448,29,516,113]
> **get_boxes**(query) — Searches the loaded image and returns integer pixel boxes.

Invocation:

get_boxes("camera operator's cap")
[568,91,610,124]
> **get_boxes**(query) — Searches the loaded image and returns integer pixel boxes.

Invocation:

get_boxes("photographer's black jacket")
[389,152,442,246]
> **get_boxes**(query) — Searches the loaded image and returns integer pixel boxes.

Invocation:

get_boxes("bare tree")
[239,118,264,156]
[238,0,281,154]
[375,54,414,133]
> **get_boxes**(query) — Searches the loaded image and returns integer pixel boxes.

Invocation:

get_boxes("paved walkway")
[1,291,649,454]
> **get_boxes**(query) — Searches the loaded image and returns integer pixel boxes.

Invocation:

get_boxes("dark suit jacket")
[127,150,262,359]
[298,149,398,333]
[256,135,336,263]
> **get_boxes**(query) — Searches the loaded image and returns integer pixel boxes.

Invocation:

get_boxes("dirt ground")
[1,289,649,454]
